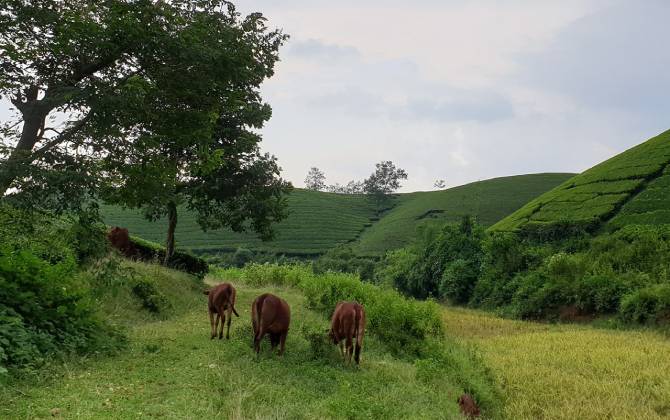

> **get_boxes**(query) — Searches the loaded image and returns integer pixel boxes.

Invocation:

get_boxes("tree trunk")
[0,111,44,197]
[164,201,178,266]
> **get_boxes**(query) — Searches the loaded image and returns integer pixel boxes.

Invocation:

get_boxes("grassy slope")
[355,173,574,255]
[101,189,378,255]
[492,129,670,232]
[443,307,670,419]
[102,173,572,257]
[1,263,467,419]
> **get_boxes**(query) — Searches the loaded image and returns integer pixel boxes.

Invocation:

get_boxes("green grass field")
[101,173,572,257]
[492,129,670,232]
[5,258,668,419]
[354,173,574,255]
[0,261,487,419]
[442,307,670,419]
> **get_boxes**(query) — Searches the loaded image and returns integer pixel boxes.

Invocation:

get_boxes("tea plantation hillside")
[101,189,378,255]
[491,129,670,233]
[101,173,573,255]
[354,173,574,255]
[101,174,572,256]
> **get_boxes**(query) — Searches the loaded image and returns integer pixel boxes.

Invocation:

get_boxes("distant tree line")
[305,161,408,214]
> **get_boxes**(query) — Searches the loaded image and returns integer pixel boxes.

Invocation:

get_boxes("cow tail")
[354,305,362,364]
[226,294,240,317]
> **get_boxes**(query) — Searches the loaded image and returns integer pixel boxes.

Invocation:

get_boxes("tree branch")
[30,113,92,161]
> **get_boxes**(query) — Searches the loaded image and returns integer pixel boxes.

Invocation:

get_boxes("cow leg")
[278,331,287,356]
[339,342,345,360]
[209,310,216,339]
[219,311,225,339]
[214,313,220,339]
[345,336,353,364]
[254,326,265,355]
[226,308,232,339]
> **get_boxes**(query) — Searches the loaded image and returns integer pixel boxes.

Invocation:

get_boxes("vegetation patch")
[492,129,670,233]
[218,264,501,413]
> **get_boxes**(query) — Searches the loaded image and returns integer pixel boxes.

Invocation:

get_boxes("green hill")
[101,173,573,256]
[354,173,575,255]
[101,189,378,255]
[491,129,670,232]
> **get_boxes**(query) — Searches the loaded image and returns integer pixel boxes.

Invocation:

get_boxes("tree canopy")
[0,0,292,261]
[363,160,408,213]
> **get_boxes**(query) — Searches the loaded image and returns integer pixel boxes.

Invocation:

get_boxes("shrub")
[232,247,254,268]
[0,248,123,373]
[387,216,484,301]
[438,259,477,304]
[620,284,670,324]
[228,263,443,357]
[313,247,377,281]
[131,280,169,313]
[129,235,208,278]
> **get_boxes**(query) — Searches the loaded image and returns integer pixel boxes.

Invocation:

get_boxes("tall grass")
[216,263,501,414]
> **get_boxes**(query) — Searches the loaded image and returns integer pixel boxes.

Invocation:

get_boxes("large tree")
[363,161,408,214]
[0,1,292,262]
[95,2,292,263]
[0,1,280,199]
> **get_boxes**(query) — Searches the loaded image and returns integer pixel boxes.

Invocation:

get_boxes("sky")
[2,0,669,192]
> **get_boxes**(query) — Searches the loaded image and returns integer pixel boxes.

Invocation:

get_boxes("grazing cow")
[329,301,366,365]
[107,227,137,258]
[457,394,481,418]
[205,283,239,340]
[251,293,290,356]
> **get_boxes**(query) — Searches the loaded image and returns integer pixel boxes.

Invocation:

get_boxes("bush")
[129,235,208,278]
[620,284,670,324]
[313,247,377,281]
[232,247,254,268]
[385,216,485,301]
[0,248,123,373]
[131,280,170,313]
[227,263,443,357]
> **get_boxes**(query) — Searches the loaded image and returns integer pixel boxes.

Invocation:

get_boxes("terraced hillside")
[102,173,572,256]
[101,189,377,255]
[492,129,670,232]
[354,173,574,255]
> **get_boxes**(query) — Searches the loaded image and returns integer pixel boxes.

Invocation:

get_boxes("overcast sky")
[2,0,669,191]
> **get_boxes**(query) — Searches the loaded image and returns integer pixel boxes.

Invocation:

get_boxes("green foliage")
[620,284,670,324]
[312,246,376,281]
[0,248,123,373]
[221,263,444,357]
[232,247,254,268]
[381,216,485,303]
[471,226,670,324]
[492,129,670,233]
[131,280,169,314]
[129,235,208,278]
[362,160,408,214]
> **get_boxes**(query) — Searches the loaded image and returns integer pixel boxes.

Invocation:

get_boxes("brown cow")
[251,293,290,356]
[107,227,137,258]
[205,283,239,340]
[329,301,366,365]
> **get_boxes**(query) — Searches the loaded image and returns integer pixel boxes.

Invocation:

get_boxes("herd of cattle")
[205,282,367,364]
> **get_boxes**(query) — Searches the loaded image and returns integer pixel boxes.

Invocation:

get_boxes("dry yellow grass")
[443,307,670,419]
